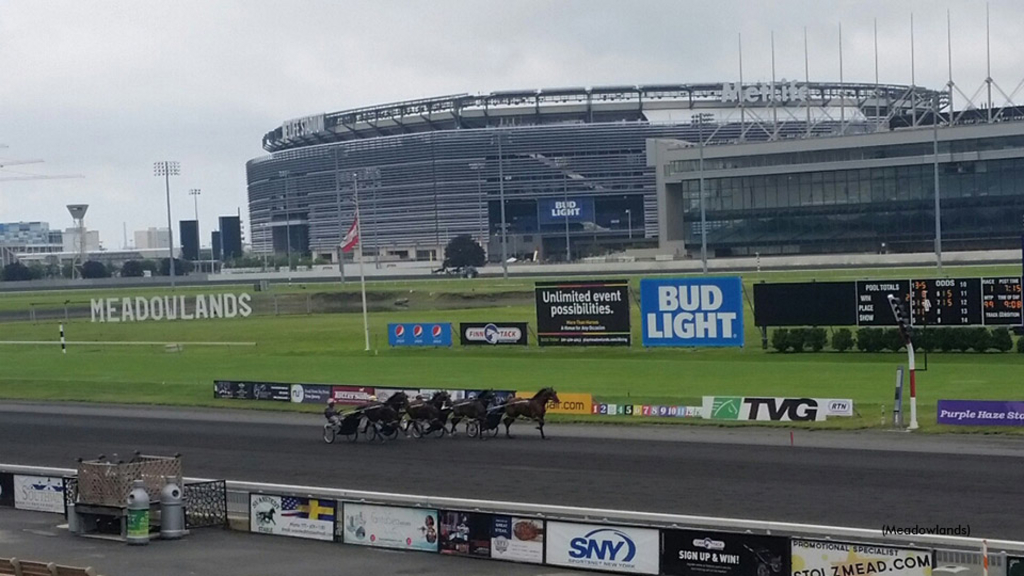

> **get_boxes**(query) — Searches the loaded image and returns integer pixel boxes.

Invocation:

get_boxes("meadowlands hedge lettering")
[90,293,252,322]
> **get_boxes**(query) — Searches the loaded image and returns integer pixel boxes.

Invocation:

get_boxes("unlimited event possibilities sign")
[90,293,252,322]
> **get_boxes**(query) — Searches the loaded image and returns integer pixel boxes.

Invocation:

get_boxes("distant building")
[179,220,199,260]
[62,228,101,253]
[218,216,242,260]
[134,227,170,250]
[0,222,63,255]
[211,231,222,261]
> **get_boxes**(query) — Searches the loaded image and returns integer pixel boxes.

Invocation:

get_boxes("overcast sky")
[1,0,1020,248]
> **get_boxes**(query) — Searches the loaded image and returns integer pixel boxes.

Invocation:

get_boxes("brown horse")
[448,390,495,436]
[362,391,410,439]
[404,391,451,437]
[502,387,559,439]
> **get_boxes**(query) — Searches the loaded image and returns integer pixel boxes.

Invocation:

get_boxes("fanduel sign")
[641,277,744,347]
[721,81,808,104]
[90,293,253,323]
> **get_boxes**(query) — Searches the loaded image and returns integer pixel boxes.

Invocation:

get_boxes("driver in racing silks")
[324,398,341,425]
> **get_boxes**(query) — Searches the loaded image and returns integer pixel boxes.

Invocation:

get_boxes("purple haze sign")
[937,400,1024,426]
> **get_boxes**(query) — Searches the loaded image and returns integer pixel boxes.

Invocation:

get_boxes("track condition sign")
[982,277,1023,325]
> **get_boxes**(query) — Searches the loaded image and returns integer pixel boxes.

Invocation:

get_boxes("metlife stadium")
[243,80,1021,262]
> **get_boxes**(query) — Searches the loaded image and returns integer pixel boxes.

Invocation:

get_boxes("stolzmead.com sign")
[91,293,252,322]
[640,277,744,347]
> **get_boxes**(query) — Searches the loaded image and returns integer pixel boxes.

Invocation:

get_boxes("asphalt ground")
[0,508,584,576]
[2,402,1023,540]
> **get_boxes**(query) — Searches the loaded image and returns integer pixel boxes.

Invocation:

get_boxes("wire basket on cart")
[76,453,182,507]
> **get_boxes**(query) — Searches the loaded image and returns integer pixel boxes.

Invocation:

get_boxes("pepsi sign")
[388,323,453,347]
[640,277,745,347]
[460,322,529,346]
[547,521,659,574]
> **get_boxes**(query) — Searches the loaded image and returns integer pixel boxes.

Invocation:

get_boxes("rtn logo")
[569,529,636,562]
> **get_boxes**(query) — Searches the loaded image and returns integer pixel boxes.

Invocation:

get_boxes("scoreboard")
[909,278,982,326]
[756,276,1024,327]
[982,277,1023,325]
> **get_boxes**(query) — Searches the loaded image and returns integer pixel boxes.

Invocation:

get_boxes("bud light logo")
[569,529,636,563]
[640,277,744,347]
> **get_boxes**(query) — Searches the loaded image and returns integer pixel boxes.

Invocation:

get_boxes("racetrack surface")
[3,402,1023,539]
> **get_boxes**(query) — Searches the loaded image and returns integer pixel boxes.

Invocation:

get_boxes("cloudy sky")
[0,0,1019,248]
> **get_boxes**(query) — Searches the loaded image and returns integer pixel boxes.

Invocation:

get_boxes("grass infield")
[0,263,1021,433]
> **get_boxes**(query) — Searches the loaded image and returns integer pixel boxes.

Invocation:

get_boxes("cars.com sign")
[388,323,453,347]
[640,277,744,347]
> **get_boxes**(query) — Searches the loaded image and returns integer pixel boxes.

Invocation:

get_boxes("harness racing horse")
[503,388,559,439]
[361,392,410,440]
[404,391,451,437]
[448,390,495,436]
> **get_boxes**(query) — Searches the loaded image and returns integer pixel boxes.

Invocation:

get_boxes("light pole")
[153,161,180,287]
[932,94,943,273]
[469,161,485,248]
[189,188,200,271]
[625,209,632,240]
[333,149,346,284]
[278,170,292,274]
[553,158,571,263]
[693,113,711,275]
[494,131,510,279]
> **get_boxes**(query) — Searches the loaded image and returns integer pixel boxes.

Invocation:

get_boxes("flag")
[281,496,335,521]
[341,217,359,253]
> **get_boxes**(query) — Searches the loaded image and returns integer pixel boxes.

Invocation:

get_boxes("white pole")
[908,342,919,430]
[354,178,370,352]
[60,324,66,355]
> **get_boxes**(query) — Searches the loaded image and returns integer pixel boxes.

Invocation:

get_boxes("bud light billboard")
[537,197,595,226]
[640,277,745,347]
[388,323,453,347]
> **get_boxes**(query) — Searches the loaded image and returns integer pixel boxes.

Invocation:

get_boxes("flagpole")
[354,178,371,352]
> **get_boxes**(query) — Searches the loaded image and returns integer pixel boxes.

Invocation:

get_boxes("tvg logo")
[569,529,636,562]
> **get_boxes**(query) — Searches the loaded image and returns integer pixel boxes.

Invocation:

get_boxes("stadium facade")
[246,82,981,263]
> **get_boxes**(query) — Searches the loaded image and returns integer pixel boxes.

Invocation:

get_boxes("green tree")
[805,327,827,352]
[120,260,145,277]
[991,328,1013,353]
[443,235,485,268]
[771,329,790,352]
[159,258,193,276]
[81,260,110,279]
[831,328,854,352]
[1,262,34,281]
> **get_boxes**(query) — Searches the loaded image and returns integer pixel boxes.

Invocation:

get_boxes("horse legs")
[538,417,546,440]
[503,415,515,438]
[449,415,461,436]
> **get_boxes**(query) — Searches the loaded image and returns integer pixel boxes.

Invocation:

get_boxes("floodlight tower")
[154,161,180,287]
[66,204,89,279]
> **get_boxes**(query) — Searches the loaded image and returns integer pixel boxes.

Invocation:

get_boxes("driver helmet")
[327,398,336,406]
[368,395,378,402]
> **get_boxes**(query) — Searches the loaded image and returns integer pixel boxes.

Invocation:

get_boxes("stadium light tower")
[189,188,201,272]
[153,161,180,288]
[469,161,486,248]
[493,131,511,279]
[692,113,713,275]
[278,170,292,275]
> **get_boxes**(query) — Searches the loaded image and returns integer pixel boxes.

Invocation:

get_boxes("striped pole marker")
[983,539,988,576]
[60,324,66,355]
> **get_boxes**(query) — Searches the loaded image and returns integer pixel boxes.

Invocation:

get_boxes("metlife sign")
[641,277,744,347]
[546,521,659,574]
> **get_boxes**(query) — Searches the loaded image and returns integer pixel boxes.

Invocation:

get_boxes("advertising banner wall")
[214,381,255,400]
[535,280,631,346]
[14,475,65,513]
[594,404,702,417]
[213,380,290,402]
[342,503,439,552]
[491,516,544,564]
[388,323,453,347]
[1008,555,1024,576]
[439,510,492,558]
[249,494,336,541]
[702,397,854,422]
[546,521,659,574]
[0,473,14,507]
[331,386,376,405]
[290,384,333,404]
[937,399,1024,426]
[791,539,933,576]
[514,391,593,415]
[537,197,595,226]
[641,277,745,347]
[662,529,790,576]
[460,322,529,346]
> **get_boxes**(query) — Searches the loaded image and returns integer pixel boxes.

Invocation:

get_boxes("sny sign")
[641,277,744,347]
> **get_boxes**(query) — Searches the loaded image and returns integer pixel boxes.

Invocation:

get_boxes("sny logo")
[569,529,636,563]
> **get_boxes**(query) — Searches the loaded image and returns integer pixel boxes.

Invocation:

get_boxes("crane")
[0,159,83,182]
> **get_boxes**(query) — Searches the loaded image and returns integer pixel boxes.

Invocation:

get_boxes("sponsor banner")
[376,388,421,403]
[641,277,745,347]
[515,391,592,415]
[792,539,932,576]
[331,386,376,405]
[290,384,333,404]
[702,397,854,422]
[662,529,790,576]
[254,383,291,402]
[937,399,1024,426]
[91,293,252,323]
[1008,556,1024,576]
[535,280,631,347]
[491,516,544,564]
[439,510,491,558]
[0,473,14,507]
[419,389,468,402]
[388,323,453,347]
[610,405,702,418]
[214,380,254,400]
[547,521,659,574]
[14,475,65,513]
[212,380,290,402]
[342,503,438,552]
[538,197,596,226]
[460,322,529,346]
[468,389,517,405]
[250,494,335,541]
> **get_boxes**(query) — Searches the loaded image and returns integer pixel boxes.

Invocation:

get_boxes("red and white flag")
[341,218,359,253]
